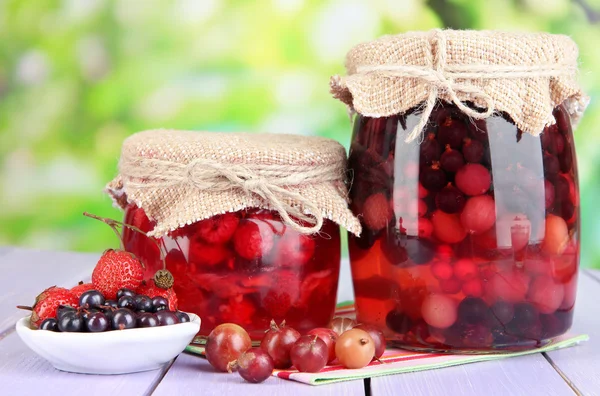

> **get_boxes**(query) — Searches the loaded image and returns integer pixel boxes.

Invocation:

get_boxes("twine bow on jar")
[121,156,342,235]
[333,28,582,142]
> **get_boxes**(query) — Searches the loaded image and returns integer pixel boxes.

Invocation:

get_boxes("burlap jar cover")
[330,29,589,141]
[106,129,362,238]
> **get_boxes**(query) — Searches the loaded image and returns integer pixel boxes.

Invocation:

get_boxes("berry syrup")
[122,207,341,340]
[348,103,580,352]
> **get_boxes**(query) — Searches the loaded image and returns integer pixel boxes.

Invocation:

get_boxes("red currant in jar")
[347,103,580,353]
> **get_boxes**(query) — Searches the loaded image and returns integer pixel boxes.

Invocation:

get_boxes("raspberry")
[276,233,316,268]
[262,270,300,319]
[70,282,95,299]
[193,273,245,298]
[362,192,392,231]
[91,249,144,300]
[189,239,232,267]
[297,269,335,307]
[233,219,275,260]
[23,286,78,328]
[137,279,178,311]
[195,212,240,244]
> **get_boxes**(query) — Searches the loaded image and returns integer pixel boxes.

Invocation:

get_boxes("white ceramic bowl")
[15,312,201,375]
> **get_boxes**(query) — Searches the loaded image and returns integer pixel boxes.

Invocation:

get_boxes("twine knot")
[355,29,495,142]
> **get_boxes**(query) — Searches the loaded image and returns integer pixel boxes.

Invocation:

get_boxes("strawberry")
[233,219,275,260]
[262,270,300,319]
[70,282,95,299]
[362,192,393,231]
[189,239,232,267]
[275,233,316,268]
[195,212,240,244]
[91,249,144,300]
[137,279,178,311]
[21,286,78,329]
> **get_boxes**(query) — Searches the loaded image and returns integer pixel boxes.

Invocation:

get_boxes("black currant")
[137,313,159,328]
[117,288,136,300]
[135,295,153,312]
[105,299,118,309]
[156,311,179,326]
[111,308,136,330]
[58,312,83,332]
[57,305,77,320]
[79,290,105,308]
[86,312,109,332]
[39,318,58,331]
[152,296,168,312]
[117,296,137,310]
[175,311,190,323]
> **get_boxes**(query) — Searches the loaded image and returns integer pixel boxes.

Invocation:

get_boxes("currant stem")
[83,212,125,250]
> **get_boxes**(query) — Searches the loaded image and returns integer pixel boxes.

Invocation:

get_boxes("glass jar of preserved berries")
[331,29,588,352]
[106,130,361,340]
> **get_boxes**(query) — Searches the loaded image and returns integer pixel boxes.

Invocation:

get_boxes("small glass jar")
[347,103,580,352]
[105,129,359,340]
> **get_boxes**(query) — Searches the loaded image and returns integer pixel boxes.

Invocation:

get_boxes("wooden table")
[0,246,598,396]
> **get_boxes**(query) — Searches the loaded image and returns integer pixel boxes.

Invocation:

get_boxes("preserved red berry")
[435,184,466,214]
[460,195,496,234]
[455,164,491,196]
[420,163,447,192]
[419,133,441,165]
[440,146,465,172]
[462,138,484,163]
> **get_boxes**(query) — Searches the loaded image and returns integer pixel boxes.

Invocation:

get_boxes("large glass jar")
[122,204,341,340]
[347,102,579,352]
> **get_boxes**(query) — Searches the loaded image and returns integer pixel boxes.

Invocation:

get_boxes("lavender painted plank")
[0,331,165,396]
[370,353,574,396]
[0,248,98,334]
[544,271,600,396]
[153,351,366,396]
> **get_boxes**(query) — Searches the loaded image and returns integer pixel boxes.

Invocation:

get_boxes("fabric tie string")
[120,156,343,235]
[349,29,579,143]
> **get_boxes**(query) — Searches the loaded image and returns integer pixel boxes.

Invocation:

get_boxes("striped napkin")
[185,302,588,386]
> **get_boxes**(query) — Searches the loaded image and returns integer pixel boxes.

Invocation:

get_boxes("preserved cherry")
[347,103,580,352]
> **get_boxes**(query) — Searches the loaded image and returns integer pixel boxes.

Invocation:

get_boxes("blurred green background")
[0,0,598,268]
